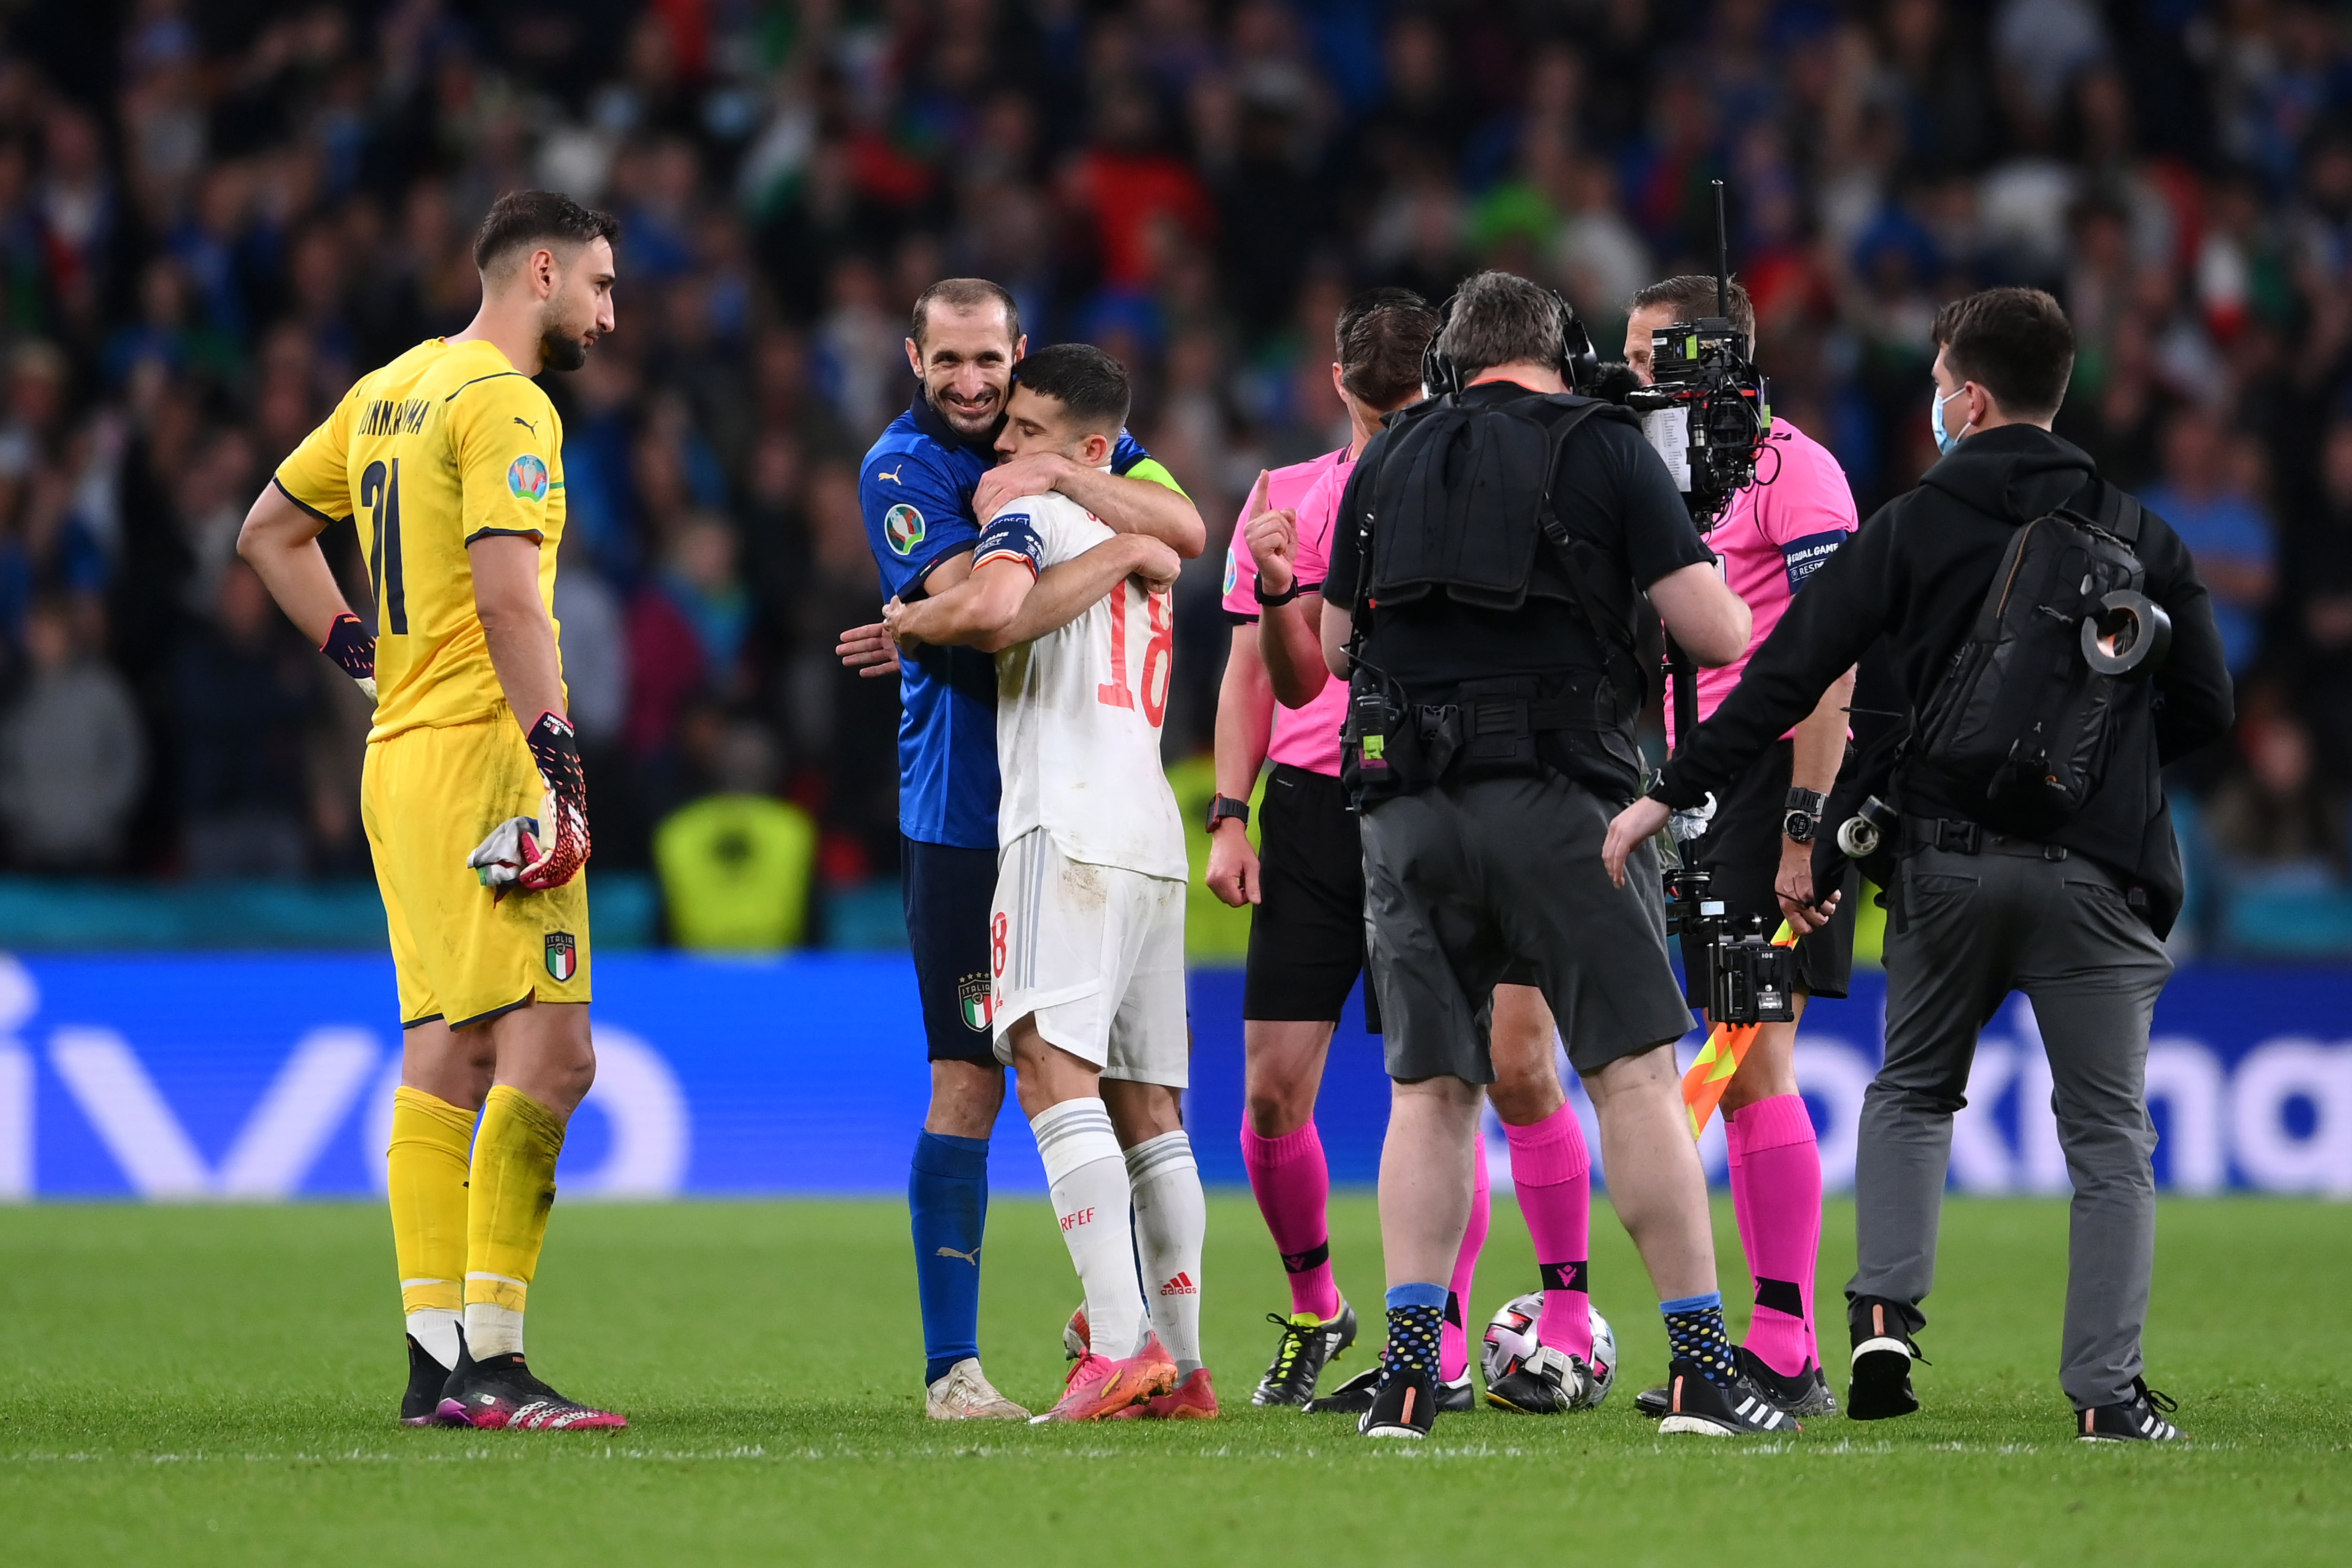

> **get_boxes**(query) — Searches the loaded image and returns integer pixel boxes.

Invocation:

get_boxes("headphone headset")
[1422,283,1599,399]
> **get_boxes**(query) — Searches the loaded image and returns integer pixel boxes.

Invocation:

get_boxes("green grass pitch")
[2,1194,2346,1566]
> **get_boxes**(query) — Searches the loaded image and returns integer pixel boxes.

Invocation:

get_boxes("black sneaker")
[1635,1348,1832,1419]
[400,1332,458,1426]
[435,1347,627,1431]
[1358,1367,1441,1440]
[1485,1344,1603,1415]
[1309,1362,1474,1414]
[1250,1302,1357,1408]
[1848,1302,1925,1422]
[2076,1379,2185,1443]
[1653,1360,1803,1436]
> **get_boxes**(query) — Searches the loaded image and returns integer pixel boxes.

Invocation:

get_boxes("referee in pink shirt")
[1623,275,1861,1421]
[1208,290,1439,1408]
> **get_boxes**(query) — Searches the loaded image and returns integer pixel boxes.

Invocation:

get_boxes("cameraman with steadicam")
[1320,271,1796,1441]
[1604,288,2233,1441]
[1620,275,1862,1422]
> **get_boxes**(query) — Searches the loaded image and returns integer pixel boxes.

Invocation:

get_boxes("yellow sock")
[464,1085,567,1358]
[388,1087,474,1365]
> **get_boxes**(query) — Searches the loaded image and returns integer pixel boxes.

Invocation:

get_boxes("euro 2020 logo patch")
[885,503,926,556]
[544,931,578,982]
[508,453,550,502]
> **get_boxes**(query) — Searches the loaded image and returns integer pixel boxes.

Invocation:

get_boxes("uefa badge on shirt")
[508,453,550,502]
[885,503,926,556]
[545,931,578,982]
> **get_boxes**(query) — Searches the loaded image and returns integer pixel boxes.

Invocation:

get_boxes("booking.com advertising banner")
[0,953,2344,1201]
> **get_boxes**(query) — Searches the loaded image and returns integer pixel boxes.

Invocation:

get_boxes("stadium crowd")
[0,0,2346,954]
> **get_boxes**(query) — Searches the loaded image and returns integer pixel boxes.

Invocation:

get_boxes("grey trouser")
[1359,772,1696,1083]
[1850,841,2173,1409]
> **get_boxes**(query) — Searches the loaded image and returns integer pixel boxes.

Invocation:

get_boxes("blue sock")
[1661,1290,1737,1389]
[912,1131,990,1385]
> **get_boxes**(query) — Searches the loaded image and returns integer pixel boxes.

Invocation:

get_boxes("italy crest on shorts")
[885,503,926,556]
[544,931,578,982]
[957,972,993,1032]
[508,453,550,502]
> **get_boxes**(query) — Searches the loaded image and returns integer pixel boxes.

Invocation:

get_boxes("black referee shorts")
[1677,738,1858,1010]
[1244,764,1382,1034]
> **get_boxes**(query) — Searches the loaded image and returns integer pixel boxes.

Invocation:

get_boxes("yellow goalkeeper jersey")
[274,337,568,741]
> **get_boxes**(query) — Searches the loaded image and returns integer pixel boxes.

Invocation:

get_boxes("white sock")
[406,1306,462,1370]
[1126,1129,1207,1379]
[1032,1098,1146,1361]
[464,1302,526,1360]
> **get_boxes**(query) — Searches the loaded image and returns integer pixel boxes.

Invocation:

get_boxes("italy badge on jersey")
[885,503,926,556]
[545,931,578,982]
[957,972,993,1032]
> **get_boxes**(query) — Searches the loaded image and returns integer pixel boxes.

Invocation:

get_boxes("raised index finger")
[1248,468,1271,518]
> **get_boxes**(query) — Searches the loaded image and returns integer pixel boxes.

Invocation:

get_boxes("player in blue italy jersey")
[838,278,1203,1419]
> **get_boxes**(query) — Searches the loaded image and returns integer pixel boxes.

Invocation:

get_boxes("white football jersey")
[976,489,1187,881]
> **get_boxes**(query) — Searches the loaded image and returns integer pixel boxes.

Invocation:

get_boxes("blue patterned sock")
[1381,1282,1449,1385]
[1661,1290,1737,1389]
[911,1131,989,1385]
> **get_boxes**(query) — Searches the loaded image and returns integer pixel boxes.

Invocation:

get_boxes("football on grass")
[1481,1290,1616,1404]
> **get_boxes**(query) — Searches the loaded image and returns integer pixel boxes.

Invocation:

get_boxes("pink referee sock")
[1240,1121,1341,1321]
[1502,1102,1594,1360]
[1728,1093,1823,1377]
[1439,1135,1492,1384]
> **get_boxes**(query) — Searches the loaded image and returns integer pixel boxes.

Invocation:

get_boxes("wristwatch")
[1783,787,1828,844]
[1206,794,1251,833]
[1255,574,1317,607]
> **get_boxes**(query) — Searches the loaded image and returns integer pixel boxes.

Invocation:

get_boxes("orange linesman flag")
[1681,922,1800,1139]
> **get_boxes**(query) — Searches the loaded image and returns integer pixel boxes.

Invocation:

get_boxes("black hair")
[1009,342,1131,435]
[472,190,620,274]
[1931,287,2076,419]
[1336,287,1439,409]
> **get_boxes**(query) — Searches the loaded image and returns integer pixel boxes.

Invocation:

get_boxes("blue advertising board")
[0,954,2344,1200]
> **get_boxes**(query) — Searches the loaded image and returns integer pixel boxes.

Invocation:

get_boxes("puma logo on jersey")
[878,464,904,483]
[513,415,539,437]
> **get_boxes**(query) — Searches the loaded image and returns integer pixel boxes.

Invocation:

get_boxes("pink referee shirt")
[1664,419,1859,748]
[1221,446,1352,776]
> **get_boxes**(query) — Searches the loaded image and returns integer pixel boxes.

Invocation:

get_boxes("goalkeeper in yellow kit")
[238,191,623,1430]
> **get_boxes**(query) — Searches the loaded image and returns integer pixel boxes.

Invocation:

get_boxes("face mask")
[1930,385,1971,456]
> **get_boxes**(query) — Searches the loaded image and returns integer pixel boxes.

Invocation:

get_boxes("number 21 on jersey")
[1095,583,1172,727]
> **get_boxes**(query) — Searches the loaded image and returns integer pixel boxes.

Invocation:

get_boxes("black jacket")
[1655,424,2234,937]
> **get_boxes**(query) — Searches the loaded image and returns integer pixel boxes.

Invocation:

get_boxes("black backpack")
[1911,484,2166,837]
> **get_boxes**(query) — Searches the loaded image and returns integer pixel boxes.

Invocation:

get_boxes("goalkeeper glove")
[465,711,591,895]
[322,612,377,701]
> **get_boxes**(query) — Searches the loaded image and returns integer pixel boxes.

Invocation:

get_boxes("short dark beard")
[924,382,1005,445]
[540,323,588,373]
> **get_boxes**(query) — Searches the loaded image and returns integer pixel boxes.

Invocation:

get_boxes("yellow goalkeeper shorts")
[361,709,593,1030]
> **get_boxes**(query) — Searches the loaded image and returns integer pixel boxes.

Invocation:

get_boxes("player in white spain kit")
[883,343,1214,1422]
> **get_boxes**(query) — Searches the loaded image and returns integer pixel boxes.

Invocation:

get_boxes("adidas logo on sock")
[1159,1272,1198,1297]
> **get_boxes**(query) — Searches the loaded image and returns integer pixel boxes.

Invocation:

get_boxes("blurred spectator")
[0,0,2330,943]
[2142,405,2276,676]
[171,560,314,878]
[0,596,143,869]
